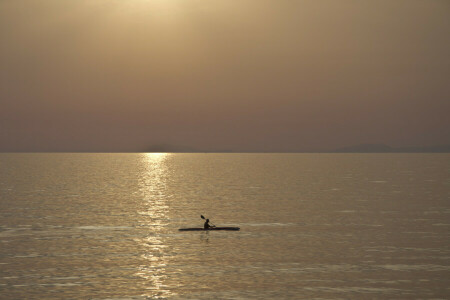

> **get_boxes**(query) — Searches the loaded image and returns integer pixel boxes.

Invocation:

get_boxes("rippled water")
[0,153,449,299]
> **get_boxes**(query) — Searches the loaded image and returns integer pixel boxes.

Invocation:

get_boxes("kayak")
[179,227,240,231]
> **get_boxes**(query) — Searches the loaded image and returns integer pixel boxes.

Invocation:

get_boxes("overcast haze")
[1,0,449,152]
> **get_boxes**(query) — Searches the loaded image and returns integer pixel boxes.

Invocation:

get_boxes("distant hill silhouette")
[333,143,450,153]
[145,143,449,153]
[146,144,200,153]
[146,144,232,153]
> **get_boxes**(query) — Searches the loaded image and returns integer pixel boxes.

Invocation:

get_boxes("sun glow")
[123,0,180,14]
[145,152,168,158]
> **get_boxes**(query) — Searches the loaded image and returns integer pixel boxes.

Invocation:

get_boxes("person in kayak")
[204,219,215,229]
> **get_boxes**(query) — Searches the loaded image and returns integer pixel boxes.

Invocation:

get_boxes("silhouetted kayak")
[179,227,240,231]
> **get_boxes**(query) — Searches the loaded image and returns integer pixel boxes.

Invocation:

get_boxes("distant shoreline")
[1,151,449,154]
[1,143,449,153]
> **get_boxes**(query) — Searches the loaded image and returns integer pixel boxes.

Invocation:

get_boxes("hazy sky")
[1,0,449,152]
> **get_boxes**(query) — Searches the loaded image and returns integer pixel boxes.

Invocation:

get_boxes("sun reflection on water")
[139,153,170,224]
[136,153,175,298]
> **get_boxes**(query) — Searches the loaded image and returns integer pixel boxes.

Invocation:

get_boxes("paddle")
[200,215,216,227]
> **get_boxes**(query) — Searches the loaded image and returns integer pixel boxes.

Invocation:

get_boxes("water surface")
[0,153,449,299]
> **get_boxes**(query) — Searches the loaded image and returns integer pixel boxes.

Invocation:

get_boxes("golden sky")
[1,0,449,151]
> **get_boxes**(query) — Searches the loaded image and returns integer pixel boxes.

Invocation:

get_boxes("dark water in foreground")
[0,153,449,299]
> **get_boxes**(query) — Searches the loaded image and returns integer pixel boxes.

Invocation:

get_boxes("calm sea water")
[0,153,449,299]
